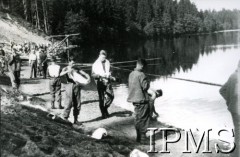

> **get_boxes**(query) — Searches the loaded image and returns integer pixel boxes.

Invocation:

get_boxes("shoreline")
[1,61,233,156]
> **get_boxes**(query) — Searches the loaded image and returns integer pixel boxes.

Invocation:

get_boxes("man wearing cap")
[39,49,48,79]
[47,57,63,109]
[61,57,90,124]
[92,50,114,119]
[220,60,240,156]
[127,58,150,144]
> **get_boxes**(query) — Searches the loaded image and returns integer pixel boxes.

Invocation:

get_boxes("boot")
[73,116,82,125]
[105,109,110,118]
[140,133,149,145]
[51,102,56,109]
[58,103,64,109]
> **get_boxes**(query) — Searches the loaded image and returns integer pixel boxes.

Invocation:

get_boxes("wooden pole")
[47,33,80,39]
[111,65,223,87]
[66,38,69,62]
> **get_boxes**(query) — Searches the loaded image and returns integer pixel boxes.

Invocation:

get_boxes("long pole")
[111,65,222,87]
[48,35,69,54]
[66,38,69,62]
[47,33,80,38]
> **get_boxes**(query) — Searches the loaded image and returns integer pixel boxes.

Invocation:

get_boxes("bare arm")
[60,67,71,76]
[148,89,157,100]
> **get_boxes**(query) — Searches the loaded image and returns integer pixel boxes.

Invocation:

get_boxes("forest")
[0,0,240,44]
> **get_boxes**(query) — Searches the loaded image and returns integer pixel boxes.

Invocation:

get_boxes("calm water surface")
[70,31,240,140]
[98,31,240,140]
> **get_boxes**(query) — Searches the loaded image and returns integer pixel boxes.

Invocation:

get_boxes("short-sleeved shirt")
[48,64,61,77]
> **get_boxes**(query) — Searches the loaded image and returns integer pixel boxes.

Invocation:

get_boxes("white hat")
[91,128,107,140]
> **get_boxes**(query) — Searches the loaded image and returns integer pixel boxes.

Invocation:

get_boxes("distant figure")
[92,50,115,119]
[220,60,240,157]
[29,49,37,78]
[0,45,5,56]
[0,45,7,75]
[39,49,48,78]
[148,89,162,120]
[23,41,29,54]
[127,58,150,144]
[60,57,90,124]
[6,47,19,89]
[47,57,63,109]
[14,49,21,88]
[35,46,41,76]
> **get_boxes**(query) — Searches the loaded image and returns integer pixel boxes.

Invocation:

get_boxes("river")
[105,31,239,140]
[73,31,240,140]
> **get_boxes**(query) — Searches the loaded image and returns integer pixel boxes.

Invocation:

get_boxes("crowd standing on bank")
[1,42,238,150]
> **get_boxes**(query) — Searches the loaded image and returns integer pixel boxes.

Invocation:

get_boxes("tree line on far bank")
[1,0,240,44]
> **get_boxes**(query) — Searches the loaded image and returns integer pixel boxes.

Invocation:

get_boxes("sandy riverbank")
[0,62,167,157]
[1,61,235,157]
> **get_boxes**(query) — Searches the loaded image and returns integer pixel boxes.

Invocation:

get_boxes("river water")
[89,31,240,141]
[62,31,240,141]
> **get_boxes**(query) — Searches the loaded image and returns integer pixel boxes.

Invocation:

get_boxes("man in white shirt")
[92,50,114,119]
[47,57,63,109]
[29,50,37,78]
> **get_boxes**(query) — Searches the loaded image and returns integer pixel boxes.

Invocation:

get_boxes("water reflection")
[67,32,240,139]
[106,32,239,84]
[110,32,239,140]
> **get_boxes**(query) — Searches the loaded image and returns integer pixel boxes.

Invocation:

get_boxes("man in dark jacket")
[39,49,48,79]
[14,49,21,88]
[127,58,150,144]
[220,60,240,157]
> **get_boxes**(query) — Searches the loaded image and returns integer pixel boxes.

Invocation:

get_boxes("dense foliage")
[1,0,240,43]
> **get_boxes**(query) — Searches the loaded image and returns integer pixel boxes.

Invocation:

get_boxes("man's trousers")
[133,103,150,134]
[49,77,61,107]
[63,83,81,119]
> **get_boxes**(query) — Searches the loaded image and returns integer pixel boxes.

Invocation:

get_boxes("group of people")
[1,45,164,145]
[0,44,21,89]
[53,50,162,130]
[50,50,162,145]
[0,43,50,90]
[6,45,238,150]
[48,50,116,125]
[28,45,48,79]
